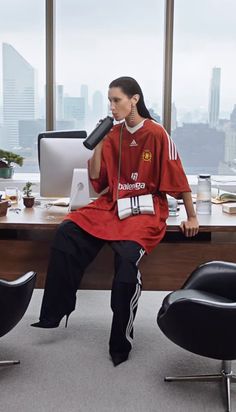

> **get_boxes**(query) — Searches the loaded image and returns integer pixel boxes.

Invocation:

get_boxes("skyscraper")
[81,84,89,116]
[224,105,236,164]
[230,104,236,129]
[171,102,177,131]
[64,96,85,129]
[92,90,104,121]
[56,85,64,121]
[2,43,36,149]
[208,67,221,128]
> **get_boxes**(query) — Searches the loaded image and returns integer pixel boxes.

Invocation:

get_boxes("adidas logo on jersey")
[129,139,138,147]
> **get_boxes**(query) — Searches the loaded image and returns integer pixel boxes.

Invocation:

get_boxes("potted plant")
[22,181,35,208]
[0,149,24,178]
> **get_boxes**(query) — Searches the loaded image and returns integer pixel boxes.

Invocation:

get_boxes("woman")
[32,76,199,366]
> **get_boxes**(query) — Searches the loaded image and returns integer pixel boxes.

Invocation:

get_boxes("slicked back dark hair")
[109,76,153,119]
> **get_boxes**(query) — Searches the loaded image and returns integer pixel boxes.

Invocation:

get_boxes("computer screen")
[38,131,97,198]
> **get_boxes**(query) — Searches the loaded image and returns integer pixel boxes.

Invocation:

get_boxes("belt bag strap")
[116,123,124,202]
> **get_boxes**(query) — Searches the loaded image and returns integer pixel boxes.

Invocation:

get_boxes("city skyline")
[2,42,235,129]
[1,42,236,176]
[0,42,235,125]
[1,42,236,122]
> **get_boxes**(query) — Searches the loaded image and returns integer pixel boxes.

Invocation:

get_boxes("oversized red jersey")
[66,119,190,253]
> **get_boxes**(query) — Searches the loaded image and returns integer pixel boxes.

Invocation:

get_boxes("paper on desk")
[211,192,236,204]
[48,198,70,206]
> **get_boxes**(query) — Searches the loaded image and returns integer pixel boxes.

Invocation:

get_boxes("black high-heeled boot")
[110,351,129,367]
[31,313,70,329]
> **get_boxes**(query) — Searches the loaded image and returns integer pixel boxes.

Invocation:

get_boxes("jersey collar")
[125,119,146,134]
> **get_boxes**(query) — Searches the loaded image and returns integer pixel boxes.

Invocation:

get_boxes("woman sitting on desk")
[31,76,199,366]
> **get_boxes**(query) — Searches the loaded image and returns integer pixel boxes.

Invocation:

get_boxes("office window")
[172,0,236,175]
[0,0,45,173]
[56,0,164,133]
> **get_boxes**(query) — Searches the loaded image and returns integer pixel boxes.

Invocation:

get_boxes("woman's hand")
[180,216,199,237]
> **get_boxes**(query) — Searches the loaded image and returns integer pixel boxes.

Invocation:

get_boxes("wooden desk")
[0,202,236,290]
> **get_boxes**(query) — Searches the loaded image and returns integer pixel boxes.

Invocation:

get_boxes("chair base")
[164,360,235,412]
[0,360,20,366]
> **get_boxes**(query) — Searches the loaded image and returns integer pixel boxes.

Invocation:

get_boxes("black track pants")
[39,220,145,354]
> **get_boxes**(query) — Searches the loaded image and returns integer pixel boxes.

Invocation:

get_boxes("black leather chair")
[157,261,236,412]
[0,271,36,366]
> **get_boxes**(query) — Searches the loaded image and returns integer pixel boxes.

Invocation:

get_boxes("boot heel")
[65,314,69,328]
[31,313,71,329]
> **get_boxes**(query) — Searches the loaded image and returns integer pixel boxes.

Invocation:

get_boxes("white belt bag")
[117,194,155,220]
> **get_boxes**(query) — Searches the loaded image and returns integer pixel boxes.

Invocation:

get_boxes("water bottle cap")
[198,174,211,179]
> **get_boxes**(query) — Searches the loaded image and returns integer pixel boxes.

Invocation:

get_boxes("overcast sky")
[0,0,236,114]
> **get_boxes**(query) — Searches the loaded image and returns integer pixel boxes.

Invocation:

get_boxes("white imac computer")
[38,130,98,209]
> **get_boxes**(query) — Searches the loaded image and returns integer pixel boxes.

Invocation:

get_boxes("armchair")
[157,261,236,412]
[0,271,36,366]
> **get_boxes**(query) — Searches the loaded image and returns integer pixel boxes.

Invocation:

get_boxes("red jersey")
[66,119,190,253]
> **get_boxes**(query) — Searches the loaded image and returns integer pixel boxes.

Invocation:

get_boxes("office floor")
[0,290,230,412]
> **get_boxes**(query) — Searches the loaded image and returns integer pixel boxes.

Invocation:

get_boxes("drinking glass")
[5,187,21,204]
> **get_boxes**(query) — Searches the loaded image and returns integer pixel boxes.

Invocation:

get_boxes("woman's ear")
[131,94,140,105]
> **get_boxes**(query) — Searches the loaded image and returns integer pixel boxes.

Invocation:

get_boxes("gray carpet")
[0,290,232,412]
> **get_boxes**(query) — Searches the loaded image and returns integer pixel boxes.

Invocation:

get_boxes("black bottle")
[83,116,114,150]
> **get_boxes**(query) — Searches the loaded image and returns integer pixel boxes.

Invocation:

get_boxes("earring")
[130,105,135,124]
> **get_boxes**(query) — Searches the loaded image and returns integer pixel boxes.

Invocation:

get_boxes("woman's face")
[108,87,133,121]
